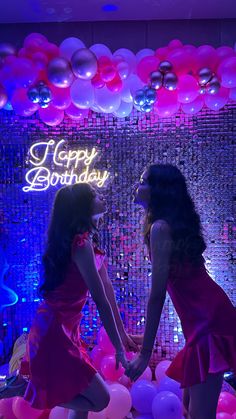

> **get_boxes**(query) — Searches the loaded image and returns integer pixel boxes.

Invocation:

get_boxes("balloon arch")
[0,33,236,126]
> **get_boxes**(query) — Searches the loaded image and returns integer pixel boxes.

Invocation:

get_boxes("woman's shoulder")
[72,231,91,249]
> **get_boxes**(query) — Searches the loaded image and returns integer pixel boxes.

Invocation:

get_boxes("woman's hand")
[115,351,129,370]
[125,353,150,382]
[121,333,140,353]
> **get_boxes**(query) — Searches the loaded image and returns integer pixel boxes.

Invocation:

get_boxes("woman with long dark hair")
[126,164,236,419]
[1,183,140,419]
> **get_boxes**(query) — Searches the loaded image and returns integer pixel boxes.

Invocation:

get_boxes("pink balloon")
[196,45,218,71]
[44,43,60,60]
[51,86,71,109]
[91,73,105,89]
[177,74,199,103]
[88,410,107,419]
[48,406,69,419]
[32,52,49,70]
[167,48,193,75]
[168,39,183,50]
[39,104,64,126]
[154,360,172,384]
[217,57,236,88]
[216,46,235,63]
[106,74,123,93]
[100,354,124,381]
[89,345,106,371]
[97,327,115,354]
[126,351,136,361]
[217,392,236,415]
[24,33,48,50]
[118,374,132,388]
[12,396,44,419]
[154,89,180,117]
[155,47,169,60]
[106,383,132,419]
[0,397,17,419]
[137,55,160,83]
[181,95,204,114]
[216,413,233,419]
[12,88,39,116]
[137,366,152,382]
[204,87,229,111]
[13,57,38,88]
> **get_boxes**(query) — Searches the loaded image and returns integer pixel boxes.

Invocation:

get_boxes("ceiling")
[0,0,236,23]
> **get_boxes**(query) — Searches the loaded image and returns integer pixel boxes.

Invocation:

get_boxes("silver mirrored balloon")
[159,61,172,74]
[134,89,146,106]
[39,86,52,103]
[71,48,97,80]
[40,101,50,109]
[27,87,40,103]
[140,103,152,112]
[150,71,163,90]
[163,72,178,91]
[199,86,206,95]
[48,57,74,88]
[145,87,156,104]
[198,68,212,86]
[206,76,220,95]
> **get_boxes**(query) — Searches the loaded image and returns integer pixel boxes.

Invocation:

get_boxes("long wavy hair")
[39,183,96,297]
[143,164,207,266]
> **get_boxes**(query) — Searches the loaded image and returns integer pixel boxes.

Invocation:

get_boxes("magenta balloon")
[114,48,136,73]
[216,413,233,419]
[89,345,105,370]
[168,39,183,50]
[152,391,182,419]
[13,58,38,88]
[51,86,71,109]
[177,74,199,103]
[167,48,193,75]
[217,391,236,415]
[137,55,160,83]
[131,379,157,414]
[65,103,89,120]
[12,88,39,116]
[32,51,48,70]
[0,398,17,419]
[181,95,204,114]
[12,396,43,419]
[155,47,169,60]
[217,56,236,88]
[100,354,124,381]
[216,46,235,63]
[97,326,115,354]
[48,57,74,88]
[24,33,48,49]
[154,89,180,117]
[204,87,229,111]
[196,45,218,71]
[39,105,64,126]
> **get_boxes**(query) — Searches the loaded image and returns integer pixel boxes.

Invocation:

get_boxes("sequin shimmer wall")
[0,106,235,368]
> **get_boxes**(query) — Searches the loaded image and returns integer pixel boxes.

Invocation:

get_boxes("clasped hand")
[116,351,150,382]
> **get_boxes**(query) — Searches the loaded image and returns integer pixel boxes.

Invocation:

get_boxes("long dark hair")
[143,164,206,266]
[39,183,96,297]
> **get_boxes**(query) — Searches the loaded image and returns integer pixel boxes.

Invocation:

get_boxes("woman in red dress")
[2,183,140,419]
[126,164,236,419]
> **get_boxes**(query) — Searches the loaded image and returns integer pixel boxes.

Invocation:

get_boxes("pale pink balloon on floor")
[137,366,152,382]
[216,413,233,419]
[100,354,124,381]
[49,406,69,419]
[12,396,44,419]
[88,409,107,419]
[106,383,132,419]
[119,373,132,388]
[0,397,17,419]
[154,360,172,384]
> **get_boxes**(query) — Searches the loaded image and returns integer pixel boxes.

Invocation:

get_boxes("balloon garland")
[0,33,236,125]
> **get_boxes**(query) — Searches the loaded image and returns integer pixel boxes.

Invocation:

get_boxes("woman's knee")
[93,385,110,411]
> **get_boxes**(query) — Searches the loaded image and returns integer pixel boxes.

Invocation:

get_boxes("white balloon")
[71,79,95,109]
[113,48,137,73]
[113,101,133,118]
[125,74,145,97]
[120,80,133,103]
[95,86,121,113]
[60,37,85,61]
[136,48,155,63]
[49,406,69,419]
[90,44,112,59]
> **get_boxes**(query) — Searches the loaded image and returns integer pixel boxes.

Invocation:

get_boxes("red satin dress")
[22,232,106,409]
[165,256,236,388]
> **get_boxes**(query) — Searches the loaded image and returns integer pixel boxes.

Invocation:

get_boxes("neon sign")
[23,139,109,192]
